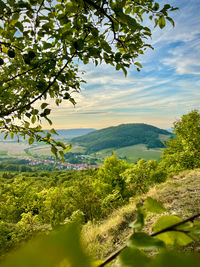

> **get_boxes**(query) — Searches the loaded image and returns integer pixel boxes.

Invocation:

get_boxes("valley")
[0,124,172,170]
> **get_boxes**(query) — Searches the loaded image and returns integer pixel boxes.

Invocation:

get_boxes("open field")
[0,141,162,162]
[0,142,29,155]
[92,144,162,163]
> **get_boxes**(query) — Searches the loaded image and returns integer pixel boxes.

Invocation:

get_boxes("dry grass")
[82,169,200,260]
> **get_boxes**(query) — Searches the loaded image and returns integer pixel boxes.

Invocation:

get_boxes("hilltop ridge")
[72,123,172,153]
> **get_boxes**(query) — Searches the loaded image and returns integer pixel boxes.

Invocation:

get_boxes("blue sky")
[45,0,200,130]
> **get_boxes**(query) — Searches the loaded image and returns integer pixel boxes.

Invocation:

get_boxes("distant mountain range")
[51,128,95,139]
[71,123,173,153]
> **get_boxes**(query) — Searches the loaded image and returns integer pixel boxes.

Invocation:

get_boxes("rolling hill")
[71,123,172,153]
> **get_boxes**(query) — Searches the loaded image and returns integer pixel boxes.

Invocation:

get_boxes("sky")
[44,0,200,130]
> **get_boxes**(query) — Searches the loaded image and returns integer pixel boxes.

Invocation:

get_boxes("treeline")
[1,110,200,258]
[0,158,34,172]
[72,123,172,153]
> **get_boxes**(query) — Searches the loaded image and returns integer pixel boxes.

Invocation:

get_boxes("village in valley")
[19,155,100,171]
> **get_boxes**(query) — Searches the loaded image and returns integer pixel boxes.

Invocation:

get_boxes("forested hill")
[71,123,172,153]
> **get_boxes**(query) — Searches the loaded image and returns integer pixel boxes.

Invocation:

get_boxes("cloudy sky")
[45,0,200,130]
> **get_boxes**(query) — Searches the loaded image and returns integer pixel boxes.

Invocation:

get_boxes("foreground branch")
[98,213,200,267]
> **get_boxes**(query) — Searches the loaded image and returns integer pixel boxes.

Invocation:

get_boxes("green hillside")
[92,144,162,163]
[72,123,172,153]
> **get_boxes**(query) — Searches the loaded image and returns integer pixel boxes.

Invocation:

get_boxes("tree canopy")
[0,0,178,159]
[161,110,200,173]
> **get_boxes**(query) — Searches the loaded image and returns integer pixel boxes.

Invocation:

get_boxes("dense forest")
[72,123,172,153]
[1,111,200,266]
[0,155,166,256]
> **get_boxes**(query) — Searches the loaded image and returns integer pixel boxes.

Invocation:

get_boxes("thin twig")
[1,58,53,83]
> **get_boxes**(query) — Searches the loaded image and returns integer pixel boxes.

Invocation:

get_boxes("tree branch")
[0,41,23,52]
[1,58,53,83]
[0,54,75,117]
[98,213,200,267]
[84,0,124,46]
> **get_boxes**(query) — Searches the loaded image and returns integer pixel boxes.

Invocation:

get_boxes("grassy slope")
[82,169,200,260]
[28,143,161,161]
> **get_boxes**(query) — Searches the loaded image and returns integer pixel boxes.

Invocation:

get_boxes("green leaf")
[170,7,180,11]
[144,197,166,214]
[28,137,34,145]
[43,42,52,50]
[153,215,193,246]
[159,16,166,29]
[166,17,175,27]
[10,132,14,139]
[74,39,84,51]
[44,108,51,116]
[164,4,171,9]
[24,121,30,128]
[129,208,145,231]
[2,223,91,267]
[0,0,6,13]
[153,215,182,232]
[31,115,36,124]
[155,231,193,246]
[119,247,151,267]
[50,128,58,135]
[45,117,52,125]
[0,58,4,65]
[135,62,142,68]
[41,103,49,109]
[101,40,112,53]
[69,98,76,105]
[153,3,159,11]
[56,141,66,149]
[128,232,165,250]
[149,250,200,267]
[121,66,127,77]
[59,150,65,162]
[8,49,15,58]
[64,144,72,152]
[51,145,57,157]
[4,133,8,140]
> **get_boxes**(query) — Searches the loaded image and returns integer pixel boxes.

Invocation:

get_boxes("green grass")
[82,169,200,261]
[91,144,162,163]
[0,140,163,162]
[28,143,86,156]
[0,150,8,155]
[70,144,86,153]
[30,143,162,161]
